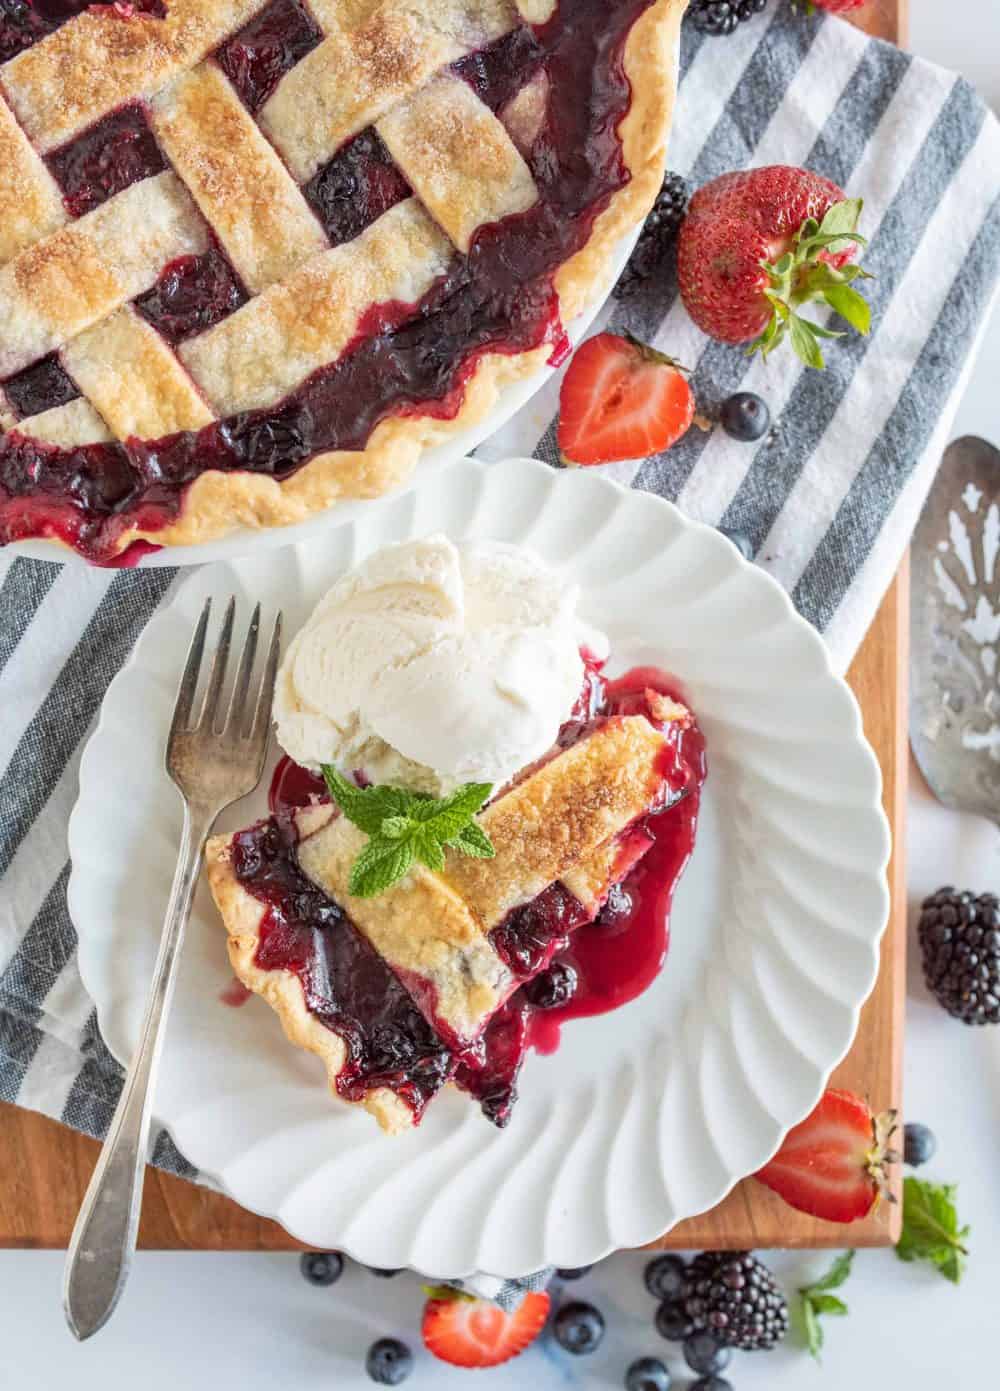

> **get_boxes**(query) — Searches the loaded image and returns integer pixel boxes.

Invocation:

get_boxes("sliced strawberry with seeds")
[754,1087,899,1224]
[557,332,694,466]
[421,1286,550,1368]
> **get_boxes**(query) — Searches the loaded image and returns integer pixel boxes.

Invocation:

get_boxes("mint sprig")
[321,767,495,898]
[749,198,874,370]
[896,1177,970,1285]
[794,1250,854,1361]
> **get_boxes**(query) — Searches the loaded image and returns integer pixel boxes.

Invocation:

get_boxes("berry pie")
[0,0,685,563]
[205,664,706,1134]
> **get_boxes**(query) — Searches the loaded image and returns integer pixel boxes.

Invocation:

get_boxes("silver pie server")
[910,435,1000,826]
[63,596,281,1341]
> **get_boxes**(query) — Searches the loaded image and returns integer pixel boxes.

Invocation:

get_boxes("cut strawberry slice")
[557,332,694,466]
[754,1088,899,1224]
[421,1287,550,1368]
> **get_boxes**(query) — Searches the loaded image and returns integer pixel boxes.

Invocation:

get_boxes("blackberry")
[918,888,1000,1025]
[682,1251,789,1351]
[687,0,768,36]
[614,172,688,297]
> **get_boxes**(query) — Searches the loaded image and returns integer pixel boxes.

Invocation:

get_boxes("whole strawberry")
[677,165,872,368]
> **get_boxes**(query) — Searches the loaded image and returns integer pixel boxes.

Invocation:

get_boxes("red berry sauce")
[1,0,655,562]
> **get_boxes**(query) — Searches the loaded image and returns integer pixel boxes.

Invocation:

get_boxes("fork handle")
[63,804,215,1341]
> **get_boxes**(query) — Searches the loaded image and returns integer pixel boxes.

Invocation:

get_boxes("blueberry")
[556,1265,593,1280]
[904,1122,937,1167]
[369,1267,404,1278]
[720,391,771,442]
[554,1300,606,1355]
[655,1300,694,1342]
[365,1338,413,1385]
[626,1355,672,1391]
[717,526,753,561]
[526,961,579,1009]
[683,1332,732,1377]
[299,1251,344,1286]
[691,1380,733,1391]
[644,1254,686,1301]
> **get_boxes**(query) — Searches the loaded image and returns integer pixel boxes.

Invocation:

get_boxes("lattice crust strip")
[178,198,455,415]
[150,61,329,294]
[258,0,518,182]
[0,172,208,381]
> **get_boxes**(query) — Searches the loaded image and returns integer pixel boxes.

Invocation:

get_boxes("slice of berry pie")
[0,0,686,563]
[205,669,705,1134]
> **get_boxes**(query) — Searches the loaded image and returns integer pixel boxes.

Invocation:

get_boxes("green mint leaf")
[411,781,493,832]
[896,1178,970,1284]
[321,767,411,836]
[411,827,446,874]
[796,1251,854,1362]
[809,1294,848,1317]
[800,1297,823,1361]
[789,313,826,370]
[817,197,864,240]
[825,283,872,336]
[380,815,412,841]
[449,821,497,859]
[348,838,416,898]
[803,1249,854,1295]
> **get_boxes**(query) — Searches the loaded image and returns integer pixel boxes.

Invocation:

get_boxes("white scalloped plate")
[68,456,890,1277]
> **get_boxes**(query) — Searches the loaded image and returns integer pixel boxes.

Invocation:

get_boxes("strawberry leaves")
[793,1251,854,1361]
[896,1178,970,1285]
[749,198,874,369]
[321,767,495,897]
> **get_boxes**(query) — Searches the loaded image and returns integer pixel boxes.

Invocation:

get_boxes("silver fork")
[63,596,282,1342]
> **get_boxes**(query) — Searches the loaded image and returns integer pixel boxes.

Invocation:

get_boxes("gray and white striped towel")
[2,7,1000,1305]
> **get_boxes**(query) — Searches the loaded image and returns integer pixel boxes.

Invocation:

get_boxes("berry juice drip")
[0,0,655,561]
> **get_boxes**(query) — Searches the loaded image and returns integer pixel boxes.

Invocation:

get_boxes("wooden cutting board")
[0,1,908,1252]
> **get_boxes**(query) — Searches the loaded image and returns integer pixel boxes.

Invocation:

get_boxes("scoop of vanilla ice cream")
[273,534,606,794]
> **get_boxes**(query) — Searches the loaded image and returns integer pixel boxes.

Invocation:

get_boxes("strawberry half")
[421,1287,550,1369]
[754,1088,899,1224]
[557,332,694,466]
[676,165,872,369]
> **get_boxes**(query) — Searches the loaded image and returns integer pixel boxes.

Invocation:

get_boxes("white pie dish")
[67,454,891,1276]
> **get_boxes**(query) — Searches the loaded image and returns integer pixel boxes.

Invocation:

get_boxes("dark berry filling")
[451,26,546,114]
[231,814,456,1121]
[0,0,165,62]
[46,102,166,217]
[303,129,411,248]
[133,245,249,344]
[2,353,78,419]
[215,0,323,114]
[490,882,591,978]
[2,0,653,563]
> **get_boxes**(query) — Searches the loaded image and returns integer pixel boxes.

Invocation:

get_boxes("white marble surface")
[3,2,999,1386]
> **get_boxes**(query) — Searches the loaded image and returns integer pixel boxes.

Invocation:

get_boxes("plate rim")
[68,455,891,1275]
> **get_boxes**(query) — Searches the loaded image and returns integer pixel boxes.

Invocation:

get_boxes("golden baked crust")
[204,832,415,1134]
[1,0,685,559]
[206,715,669,1063]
